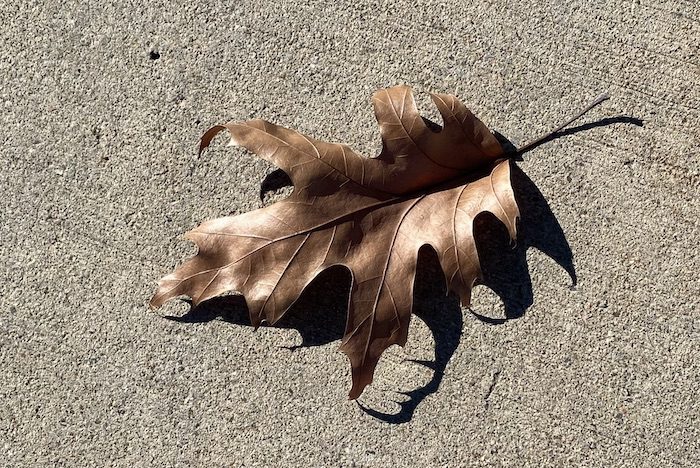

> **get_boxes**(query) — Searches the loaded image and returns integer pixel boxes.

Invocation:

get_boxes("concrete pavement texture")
[2,0,699,466]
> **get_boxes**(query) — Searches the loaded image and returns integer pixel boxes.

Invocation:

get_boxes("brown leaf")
[150,85,519,399]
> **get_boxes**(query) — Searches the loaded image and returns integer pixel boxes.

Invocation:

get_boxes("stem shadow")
[514,116,643,156]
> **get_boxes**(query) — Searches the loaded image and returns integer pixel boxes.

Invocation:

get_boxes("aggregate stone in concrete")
[1,0,699,466]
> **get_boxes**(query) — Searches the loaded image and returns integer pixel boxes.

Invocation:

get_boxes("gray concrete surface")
[1,0,699,466]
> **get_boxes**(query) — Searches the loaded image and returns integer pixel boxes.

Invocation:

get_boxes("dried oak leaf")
[150,85,519,399]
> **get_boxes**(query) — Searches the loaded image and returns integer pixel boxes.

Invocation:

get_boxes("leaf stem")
[514,92,610,155]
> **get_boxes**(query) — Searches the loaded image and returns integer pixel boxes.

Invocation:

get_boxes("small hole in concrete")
[149,50,160,60]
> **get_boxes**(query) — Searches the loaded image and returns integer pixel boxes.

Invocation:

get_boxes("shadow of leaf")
[358,164,577,422]
[166,267,350,349]
[358,246,462,423]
